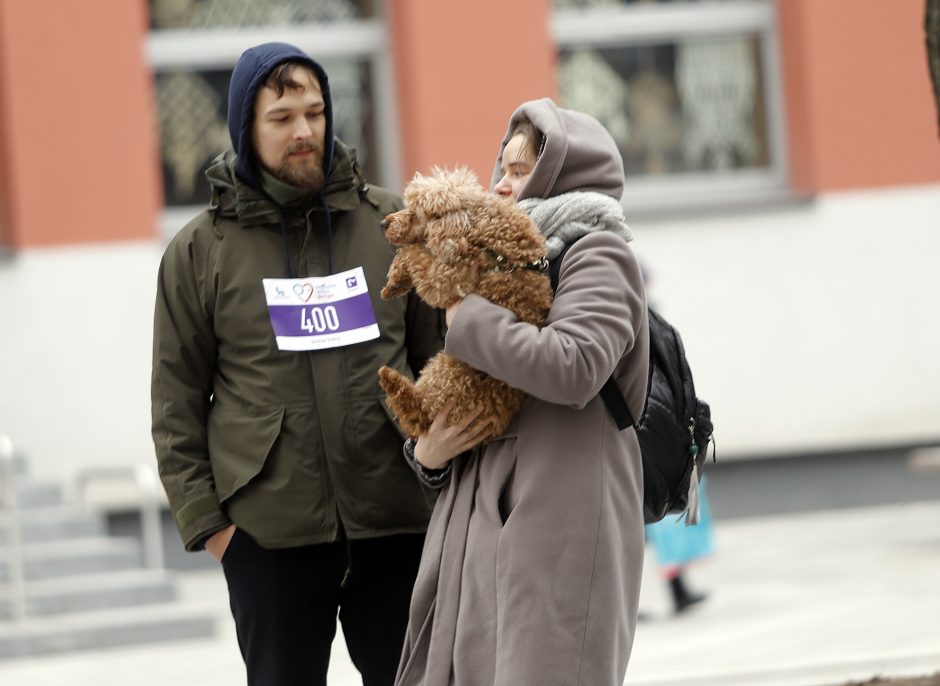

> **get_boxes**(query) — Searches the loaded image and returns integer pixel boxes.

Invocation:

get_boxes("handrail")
[0,433,28,623]
[75,464,165,571]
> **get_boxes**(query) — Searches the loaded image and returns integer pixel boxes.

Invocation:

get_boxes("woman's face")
[494,133,536,200]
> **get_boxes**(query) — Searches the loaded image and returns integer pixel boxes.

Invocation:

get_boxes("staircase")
[0,438,215,658]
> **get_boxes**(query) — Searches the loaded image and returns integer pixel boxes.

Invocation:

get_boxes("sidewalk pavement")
[0,500,937,686]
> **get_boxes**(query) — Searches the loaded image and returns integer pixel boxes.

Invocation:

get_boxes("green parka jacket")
[151,142,444,551]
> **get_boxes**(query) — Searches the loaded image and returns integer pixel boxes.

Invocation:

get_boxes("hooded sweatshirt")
[228,42,335,191]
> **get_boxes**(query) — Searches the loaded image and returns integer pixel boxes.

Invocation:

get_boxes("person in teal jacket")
[645,479,715,613]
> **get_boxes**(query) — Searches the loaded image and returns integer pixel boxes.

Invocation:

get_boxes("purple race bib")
[262,268,380,351]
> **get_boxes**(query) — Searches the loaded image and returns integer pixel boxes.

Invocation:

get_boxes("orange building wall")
[2,1,937,252]
[0,0,160,248]
[778,0,940,192]
[0,4,12,247]
[388,0,557,186]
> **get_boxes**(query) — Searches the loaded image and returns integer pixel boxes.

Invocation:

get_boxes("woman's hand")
[414,399,491,470]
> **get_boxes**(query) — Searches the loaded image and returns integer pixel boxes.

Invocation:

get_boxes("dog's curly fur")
[378,167,553,441]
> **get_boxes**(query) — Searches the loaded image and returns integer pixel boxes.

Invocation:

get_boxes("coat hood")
[227,42,335,190]
[491,98,624,201]
[205,139,366,225]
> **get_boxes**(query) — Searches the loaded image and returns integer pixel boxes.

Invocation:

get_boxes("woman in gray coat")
[396,98,650,686]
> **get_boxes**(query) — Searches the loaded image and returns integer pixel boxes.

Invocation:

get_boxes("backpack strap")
[547,243,570,293]
[600,377,636,430]
[549,241,637,431]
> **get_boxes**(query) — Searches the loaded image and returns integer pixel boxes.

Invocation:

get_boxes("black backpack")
[549,244,714,525]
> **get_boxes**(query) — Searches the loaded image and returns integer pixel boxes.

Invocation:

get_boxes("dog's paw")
[378,365,398,390]
[381,283,409,299]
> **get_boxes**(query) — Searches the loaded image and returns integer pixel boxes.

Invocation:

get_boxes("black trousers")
[221,530,425,686]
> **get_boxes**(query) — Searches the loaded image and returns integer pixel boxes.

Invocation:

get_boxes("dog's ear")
[477,195,547,264]
[424,212,472,240]
[426,228,468,265]
[430,236,469,264]
[423,210,476,261]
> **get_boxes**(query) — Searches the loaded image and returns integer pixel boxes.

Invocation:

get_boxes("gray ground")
[1,445,937,685]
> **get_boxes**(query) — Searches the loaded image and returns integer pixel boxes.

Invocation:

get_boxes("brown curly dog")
[378,167,552,442]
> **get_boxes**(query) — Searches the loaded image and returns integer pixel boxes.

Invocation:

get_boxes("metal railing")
[75,464,165,571]
[0,433,28,623]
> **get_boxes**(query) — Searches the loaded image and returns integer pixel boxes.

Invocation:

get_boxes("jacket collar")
[206,138,364,226]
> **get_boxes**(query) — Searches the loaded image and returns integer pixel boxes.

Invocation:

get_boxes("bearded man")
[151,42,443,686]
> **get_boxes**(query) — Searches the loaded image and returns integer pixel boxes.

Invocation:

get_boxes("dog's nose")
[380,219,389,230]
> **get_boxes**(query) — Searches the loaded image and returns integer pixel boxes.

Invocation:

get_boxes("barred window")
[147,0,396,234]
[552,0,788,212]
[150,0,374,29]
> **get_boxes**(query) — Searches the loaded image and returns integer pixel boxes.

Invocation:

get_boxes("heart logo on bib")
[293,283,314,302]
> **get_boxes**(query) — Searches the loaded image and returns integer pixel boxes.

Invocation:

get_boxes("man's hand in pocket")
[205,524,236,562]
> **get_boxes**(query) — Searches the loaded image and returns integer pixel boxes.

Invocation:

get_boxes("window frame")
[551,0,791,214]
[146,10,399,237]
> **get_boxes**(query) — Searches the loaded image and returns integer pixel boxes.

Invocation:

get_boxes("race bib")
[262,267,380,351]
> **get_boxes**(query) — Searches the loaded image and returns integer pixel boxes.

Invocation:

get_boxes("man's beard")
[267,143,326,192]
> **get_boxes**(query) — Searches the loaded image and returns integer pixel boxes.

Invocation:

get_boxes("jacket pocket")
[340,396,435,527]
[345,396,411,476]
[494,438,519,526]
[208,406,285,502]
[379,395,408,441]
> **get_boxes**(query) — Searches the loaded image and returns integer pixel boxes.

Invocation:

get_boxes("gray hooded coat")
[396,99,650,685]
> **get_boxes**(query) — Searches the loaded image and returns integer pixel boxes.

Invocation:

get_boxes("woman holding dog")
[396,99,650,686]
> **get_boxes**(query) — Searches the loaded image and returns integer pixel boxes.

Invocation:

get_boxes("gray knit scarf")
[517,192,633,260]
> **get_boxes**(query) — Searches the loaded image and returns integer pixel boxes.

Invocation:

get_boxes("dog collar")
[483,249,549,274]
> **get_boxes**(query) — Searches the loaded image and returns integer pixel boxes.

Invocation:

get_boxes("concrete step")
[0,569,177,619]
[0,603,216,658]
[0,451,28,478]
[0,537,140,582]
[11,480,65,509]
[0,506,104,544]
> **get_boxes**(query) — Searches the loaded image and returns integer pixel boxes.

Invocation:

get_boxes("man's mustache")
[287,143,321,155]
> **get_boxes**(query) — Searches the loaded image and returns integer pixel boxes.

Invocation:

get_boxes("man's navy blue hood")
[227,42,335,190]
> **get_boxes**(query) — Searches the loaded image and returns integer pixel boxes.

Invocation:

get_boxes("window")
[552,0,788,212]
[147,0,398,234]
